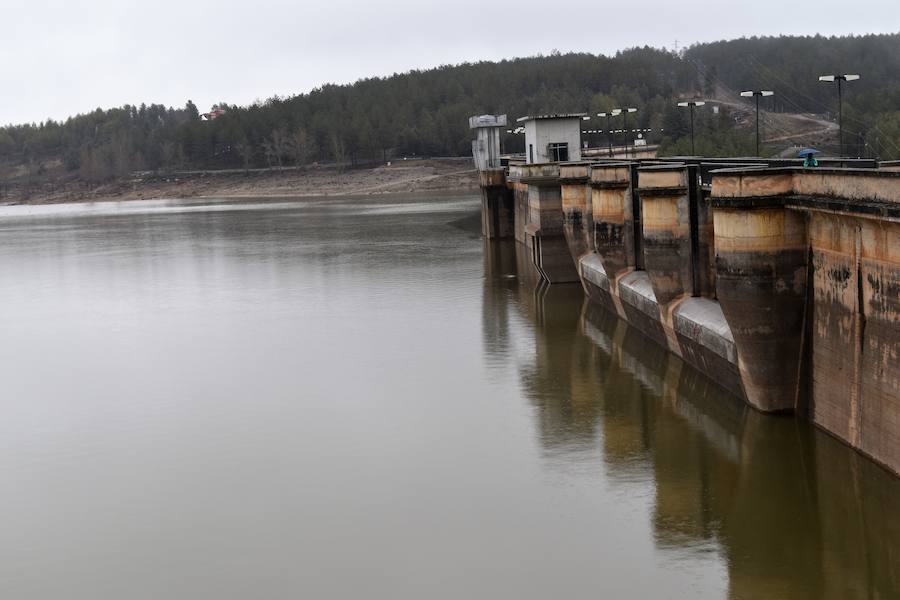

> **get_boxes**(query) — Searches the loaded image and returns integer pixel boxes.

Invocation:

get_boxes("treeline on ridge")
[2,33,900,183]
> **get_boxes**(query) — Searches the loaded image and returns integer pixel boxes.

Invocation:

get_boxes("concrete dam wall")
[478,156,900,477]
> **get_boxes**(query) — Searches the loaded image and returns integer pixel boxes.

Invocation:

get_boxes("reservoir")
[0,194,896,599]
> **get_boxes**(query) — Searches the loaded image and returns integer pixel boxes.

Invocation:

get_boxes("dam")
[472,113,900,477]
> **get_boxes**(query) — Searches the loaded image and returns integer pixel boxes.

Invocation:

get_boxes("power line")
[683,53,898,158]
[688,57,833,151]
[743,54,900,156]
[737,55,900,157]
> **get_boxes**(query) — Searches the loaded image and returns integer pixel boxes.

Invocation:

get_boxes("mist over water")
[0,195,895,599]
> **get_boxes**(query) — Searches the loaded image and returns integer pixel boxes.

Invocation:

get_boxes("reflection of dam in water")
[482,238,900,599]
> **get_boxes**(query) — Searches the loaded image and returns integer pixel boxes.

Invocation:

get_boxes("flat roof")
[516,113,587,123]
[469,114,508,129]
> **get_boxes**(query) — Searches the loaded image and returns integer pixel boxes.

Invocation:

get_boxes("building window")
[548,142,569,162]
[529,144,534,163]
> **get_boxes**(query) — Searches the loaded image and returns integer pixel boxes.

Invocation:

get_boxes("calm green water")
[0,194,895,599]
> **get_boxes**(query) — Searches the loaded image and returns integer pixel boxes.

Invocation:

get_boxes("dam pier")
[472,113,900,476]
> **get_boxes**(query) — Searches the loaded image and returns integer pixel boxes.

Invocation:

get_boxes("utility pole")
[740,90,774,157]
[677,100,706,156]
[819,74,860,157]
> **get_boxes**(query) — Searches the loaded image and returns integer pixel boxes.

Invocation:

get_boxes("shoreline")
[0,158,479,206]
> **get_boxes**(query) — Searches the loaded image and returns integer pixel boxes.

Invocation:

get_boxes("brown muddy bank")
[0,158,478,205]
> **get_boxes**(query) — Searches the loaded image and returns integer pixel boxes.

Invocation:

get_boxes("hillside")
[1,32,899,198]
[685,33,900,156]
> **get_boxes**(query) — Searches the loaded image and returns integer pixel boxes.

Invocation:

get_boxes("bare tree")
[268,128,288,167]
[330,132,347,171]
[288,127,316,166]
[234,142,255,169]
[262,139,278,168]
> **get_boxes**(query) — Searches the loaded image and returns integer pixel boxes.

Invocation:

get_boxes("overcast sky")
[1,0,897,125]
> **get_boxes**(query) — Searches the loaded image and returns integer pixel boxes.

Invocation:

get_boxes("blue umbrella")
[798,148,820,157]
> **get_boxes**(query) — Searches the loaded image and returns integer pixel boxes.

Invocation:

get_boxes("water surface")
[0,194,896,599]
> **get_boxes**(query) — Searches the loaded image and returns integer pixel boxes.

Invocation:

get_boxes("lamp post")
[610,108,638,158]
[740,90,774,157]
[819,74,860,157]
[597,112,615,157]
[677,100,706,156]
[580,115,591,153]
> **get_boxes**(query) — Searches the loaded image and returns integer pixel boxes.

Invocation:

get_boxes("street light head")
[677,102,690,107]
[626,108,637,113]
[761,91,775,97]
[610,109,622,116]
[694,101,706,107]
[845,74,861,81]
[740,91,754,97]
[582,116,591,121]
[819,75,837,82]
